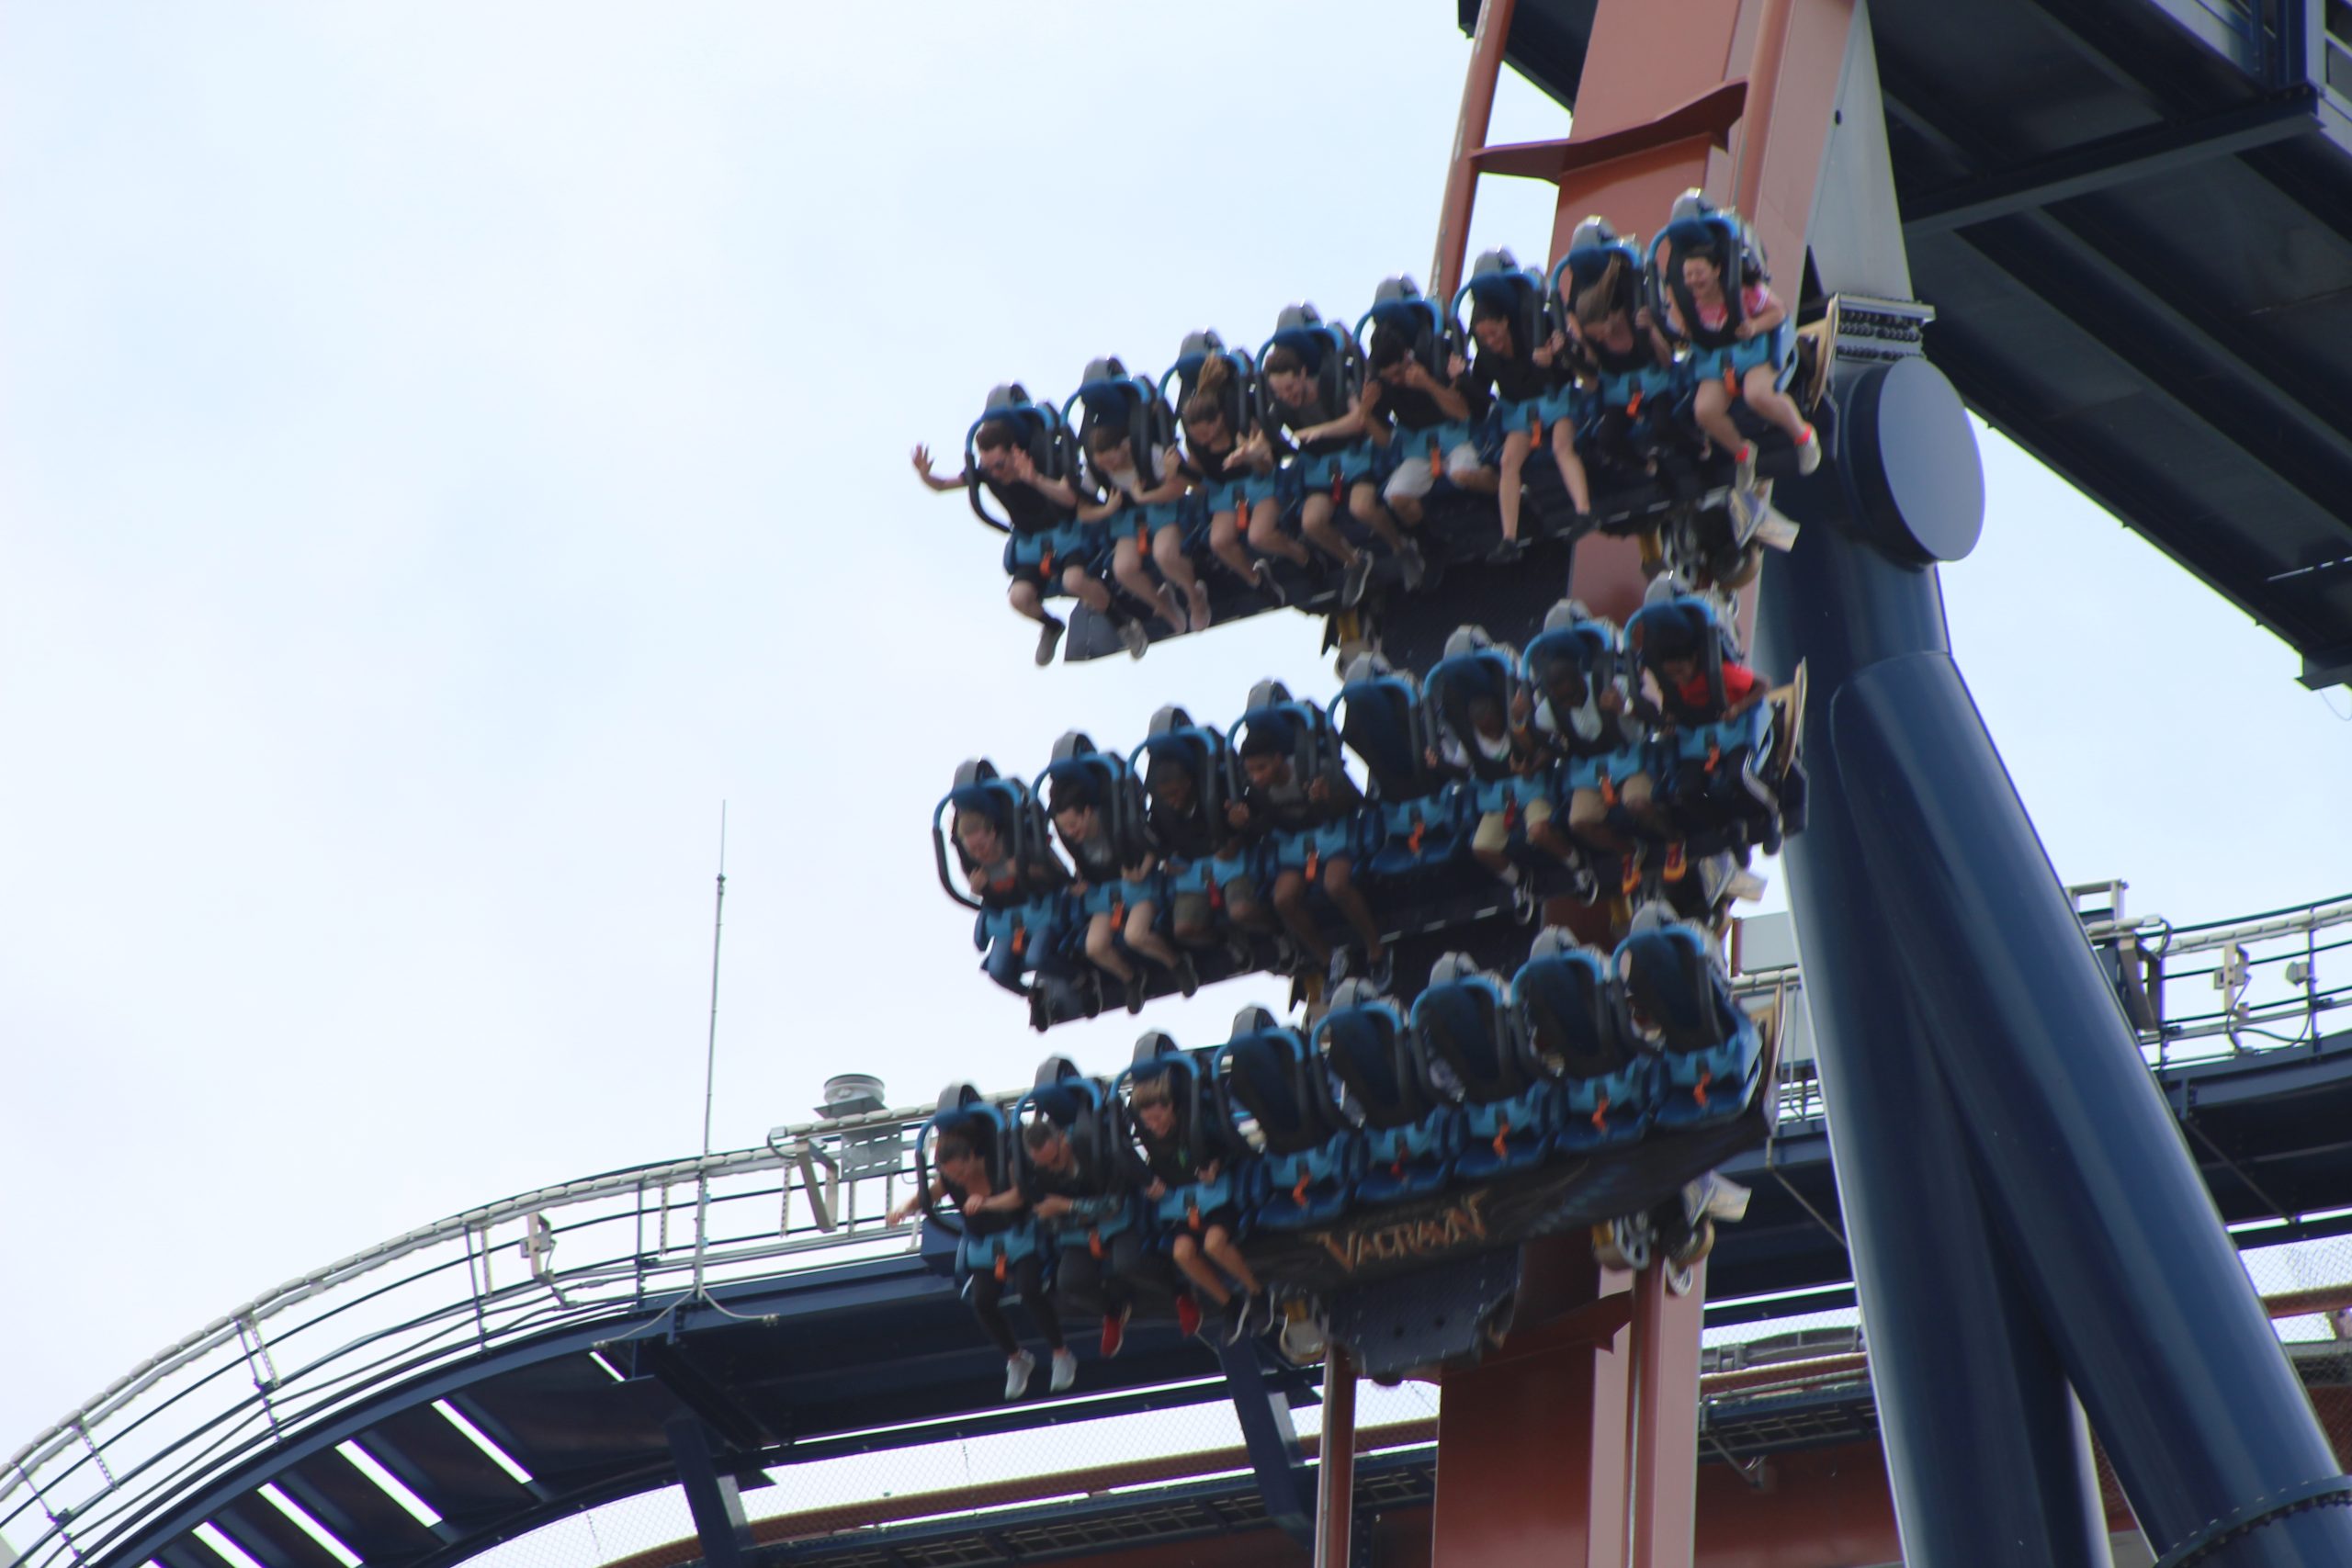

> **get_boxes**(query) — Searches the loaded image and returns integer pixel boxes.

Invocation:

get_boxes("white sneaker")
[1795,425,1822,475]
[1049,1348,1079,1393]
[1118,618,1150,660]
[1733,443,1758,494]
[1003,1349,1035,1401]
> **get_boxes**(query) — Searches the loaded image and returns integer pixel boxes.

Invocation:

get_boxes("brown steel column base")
[1630,1258,1708,1568]
[1430,1242,1636,1567]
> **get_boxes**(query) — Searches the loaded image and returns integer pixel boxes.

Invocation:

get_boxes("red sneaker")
[1101,1305,1130,1359]
[1176,1294,1204,1339]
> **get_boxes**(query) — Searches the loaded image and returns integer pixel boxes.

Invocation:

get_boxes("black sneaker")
[1340,552,1375,608]
[1369,949,1395,991]
[1124,972,1147,1014]
[1511,880,1539,924]
[1487,536,1527,564]
[1396,539,1428,592]
[1034,617,1066,667]
[1172,953,1201,998]
[1326,947,1354,988]
[1252,559,1289,606]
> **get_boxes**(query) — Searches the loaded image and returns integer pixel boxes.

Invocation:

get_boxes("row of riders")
[937,591,1802,1027]
[892,916,1762,1401]
[912,195,1822,665]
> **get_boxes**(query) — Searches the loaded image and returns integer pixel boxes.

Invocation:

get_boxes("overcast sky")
[3,1,2346,1451]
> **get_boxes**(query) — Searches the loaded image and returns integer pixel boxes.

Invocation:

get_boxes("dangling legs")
[1084,909,1137,985]
[1321,854,1386,970]
[1297,491,1361,570]
[1122,899,1183,973]
[1170,1233,1232,1307]
[1470,808,1514,879]
[1201,1224,1261,1298]
[1739,363,1811,444]
[1522,796,1572,863]
[1269,865,1329,966]
[1567,785,1626,855]
[1497,427,1532,542]
[1692,376,1742,459]
[1008,576,1066,666]
[1244,496,1313,570]
[1150,522,1211,632]
[1060,562,1114,617]
[1114,535,1186,634]
[1356,477,1426,588]
[1547,425,1594,515]
[1446,440,1498,499]
[1207,508,1255,583]
[1382,451,1432,528]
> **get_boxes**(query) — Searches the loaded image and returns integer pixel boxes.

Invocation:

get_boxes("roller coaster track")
[5,892,2346,1568]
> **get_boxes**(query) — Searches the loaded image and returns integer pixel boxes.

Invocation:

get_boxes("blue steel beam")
[1213,1340,1313,1547]
[1899,90,2319,233]
[1752,483,2112,1566]
[666,1418,753,1568]
[1758,355,2352,1562]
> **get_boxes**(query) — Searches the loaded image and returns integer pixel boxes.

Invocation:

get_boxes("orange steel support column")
[1627,1260,1708,1568]
[1431,0,1850,631]
[1430,1260,1634,1567]
[1313,1345,1356,1568]
[1431,0,1519,301]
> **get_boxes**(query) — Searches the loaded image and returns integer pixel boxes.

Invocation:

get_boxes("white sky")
[3,0,2347,1455]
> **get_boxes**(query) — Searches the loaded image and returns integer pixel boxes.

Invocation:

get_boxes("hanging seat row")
[913,915,1765,1306]
[913,193,1826,663]
[933,592,1804,1026]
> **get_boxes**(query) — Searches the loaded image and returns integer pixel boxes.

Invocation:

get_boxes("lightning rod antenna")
[691,803,727,1302]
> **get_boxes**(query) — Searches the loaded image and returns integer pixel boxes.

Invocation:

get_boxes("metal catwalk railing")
[6,889,2344,1568]
[0,1115,934,1568]
[1732,886,2352,1072]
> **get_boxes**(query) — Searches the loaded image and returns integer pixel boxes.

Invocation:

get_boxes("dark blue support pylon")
[1759,358,2352,1564]
[665,1416,756,1568]
[1215,1339,1313,1546]
[1766,739,2112,1567]
[1747,7,2352,1554]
